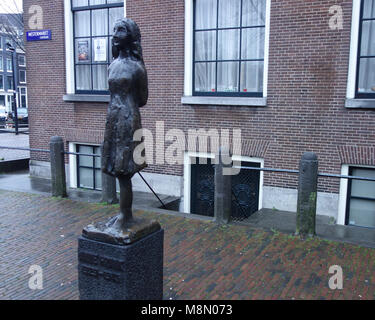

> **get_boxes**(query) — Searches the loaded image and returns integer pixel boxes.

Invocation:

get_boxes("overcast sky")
[0,0,23,14]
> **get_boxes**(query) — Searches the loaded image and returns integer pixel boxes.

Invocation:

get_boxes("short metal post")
[296,152,318,238]
[214,147,232,224]
[50,136,67,198]
[101,172,118,204]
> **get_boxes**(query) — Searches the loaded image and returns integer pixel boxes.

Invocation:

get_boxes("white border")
[19,70,26,84]
[184,0,271,98]
[346,0,361,99]
[18,86,28,108]
[64,0,127,95]
[68,141,102,189]
[183,152,264,214]
[337,163,375,225]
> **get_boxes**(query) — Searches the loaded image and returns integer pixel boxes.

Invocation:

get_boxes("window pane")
[348,199,375,227]
[195,62,216,92]
[240,61,264,93]
[218,0,241,28]
[21,95,27,108]
[0,58,2,70]
[74,11,90,37]
[76,65,92,90]
[93,64,108,90]
[94,147,101,168]
[195,31,216,61]
[7,58,12,71]
[363,0,375,19]
[218,29,240,60]
[19,55,25,66]
[358,58,375,93]
[7,77,13,90]
[95,169,102,190]
[0,76,3,90]
[72,0,88,7]
[195,0,217,29]
[361,20,375,56]
[351,169,375,199]
[90,0,106,5]
[76,38,91,63]
[108,0,123,3]
[79,146,94,166]
[241,28,265,59]
[0,96,4,106]
[92,9,108,36]
[109,7,124,31]
[242,0,266,26]
[20,71,26,83]
[217,62,239,92]
[79,168,94,189]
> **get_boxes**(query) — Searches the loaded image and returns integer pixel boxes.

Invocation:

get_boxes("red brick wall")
[24,0,375,193]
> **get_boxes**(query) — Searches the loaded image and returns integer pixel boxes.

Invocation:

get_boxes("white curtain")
[359,0,375,93]
[241,0,265,93]
[195,0,217,92]
[195,0,266,93]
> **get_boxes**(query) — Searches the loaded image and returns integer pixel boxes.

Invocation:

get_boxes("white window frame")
[338,164,375,225]
[69,142,103,189]
[64,0,127,96]
[18,86,27,108]
[347,0,362,99]
[6,58,12,72]
[183,151,264,214]
[18,55,26,67]
[182,0,271,106]
[19,70,26,84]
[346,0,375,108]
[7,75,13,91]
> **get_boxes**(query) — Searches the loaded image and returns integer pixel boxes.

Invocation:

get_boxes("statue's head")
[112,18,143,62]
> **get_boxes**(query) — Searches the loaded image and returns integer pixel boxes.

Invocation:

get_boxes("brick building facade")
[24,0,375,227]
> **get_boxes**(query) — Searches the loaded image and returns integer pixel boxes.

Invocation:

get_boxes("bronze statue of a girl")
[83,18,160,244]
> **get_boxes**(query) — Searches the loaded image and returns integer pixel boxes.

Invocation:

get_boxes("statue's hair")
[112,18,144,63]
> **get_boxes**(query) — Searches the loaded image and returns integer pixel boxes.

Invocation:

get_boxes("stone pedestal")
[78,227,164,300]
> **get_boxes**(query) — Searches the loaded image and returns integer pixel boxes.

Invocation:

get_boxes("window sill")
[63,94,110,103]
[181,96,267,107]
[345,99,375,109]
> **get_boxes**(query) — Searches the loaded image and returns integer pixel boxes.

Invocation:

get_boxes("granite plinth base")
[78,228,164,300]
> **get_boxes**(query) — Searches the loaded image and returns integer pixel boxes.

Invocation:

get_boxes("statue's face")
[112,21,130,50]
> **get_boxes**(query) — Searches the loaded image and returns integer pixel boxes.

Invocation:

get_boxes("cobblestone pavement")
[0,132,29,161]
[1,189,375,300]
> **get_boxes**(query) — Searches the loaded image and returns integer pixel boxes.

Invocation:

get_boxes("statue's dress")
[102,57,148,178]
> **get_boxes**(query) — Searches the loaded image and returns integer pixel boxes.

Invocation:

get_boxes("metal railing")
[0,142,167,209]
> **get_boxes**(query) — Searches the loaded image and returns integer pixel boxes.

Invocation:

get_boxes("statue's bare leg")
[113,176,133,229]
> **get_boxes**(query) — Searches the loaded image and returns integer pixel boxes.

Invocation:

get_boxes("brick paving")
[0,189,375,300]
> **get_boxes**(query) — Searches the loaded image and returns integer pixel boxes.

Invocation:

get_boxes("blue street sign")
[26,30,52,41]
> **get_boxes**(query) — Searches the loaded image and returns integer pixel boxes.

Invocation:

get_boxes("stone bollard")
[101,172,119,205]
[296,152,318,238]
[49,136,67,198]
[214,147,232,224]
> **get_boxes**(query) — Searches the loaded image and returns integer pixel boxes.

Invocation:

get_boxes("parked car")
[0,107,7,127]
[11,108,28,125]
